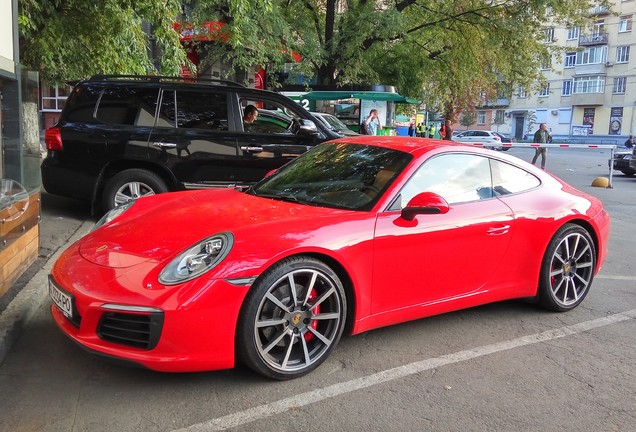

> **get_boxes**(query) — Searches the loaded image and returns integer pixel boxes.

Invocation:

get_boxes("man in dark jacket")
[532,123,551,169]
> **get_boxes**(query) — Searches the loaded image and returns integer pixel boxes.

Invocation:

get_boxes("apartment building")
[492,1,636,143]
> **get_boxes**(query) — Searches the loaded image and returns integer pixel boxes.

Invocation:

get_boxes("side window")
[393,153,492,209]
[159,90,228,131]
[239,97,297,134]
[491,159,540,195]
[65,84,101,123]
[95,87,159,127]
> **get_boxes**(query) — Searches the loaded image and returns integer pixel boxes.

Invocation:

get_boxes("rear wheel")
[537,224,596,311]
[237,256,346,380]
[102,169,168,211]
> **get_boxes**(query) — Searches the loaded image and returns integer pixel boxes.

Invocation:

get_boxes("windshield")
[250,143,412,210]
[319,114,350,132]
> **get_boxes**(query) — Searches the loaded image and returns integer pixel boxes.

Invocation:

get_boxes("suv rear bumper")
[41,157,96,201]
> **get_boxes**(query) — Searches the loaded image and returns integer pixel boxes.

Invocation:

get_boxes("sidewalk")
[0,220,94,365]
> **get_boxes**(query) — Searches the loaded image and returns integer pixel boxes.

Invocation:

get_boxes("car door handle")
[240,146,264,153]
[487,225,511,235]
[152,142,178,149]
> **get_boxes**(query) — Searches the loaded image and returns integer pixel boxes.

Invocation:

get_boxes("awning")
[302,90,419,104]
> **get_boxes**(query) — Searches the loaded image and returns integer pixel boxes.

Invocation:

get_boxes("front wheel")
[237,257,346,380]
[537,224,596,312]
[101,169,168,211]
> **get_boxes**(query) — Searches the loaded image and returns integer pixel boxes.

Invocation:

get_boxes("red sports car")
[49,137,610,380]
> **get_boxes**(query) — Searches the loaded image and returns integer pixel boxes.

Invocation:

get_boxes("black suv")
[42,75,339,211]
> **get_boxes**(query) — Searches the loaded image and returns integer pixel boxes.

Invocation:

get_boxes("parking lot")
[1,146,635,432]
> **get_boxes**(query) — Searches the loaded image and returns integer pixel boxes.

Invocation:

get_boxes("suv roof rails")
[87,74,245,87]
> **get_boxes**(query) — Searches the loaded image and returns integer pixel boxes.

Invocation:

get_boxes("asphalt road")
[1,146,635,432]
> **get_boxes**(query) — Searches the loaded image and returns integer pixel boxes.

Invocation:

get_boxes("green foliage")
[460,112,476,128]
[187,0,608,118]
[19,0,187,84]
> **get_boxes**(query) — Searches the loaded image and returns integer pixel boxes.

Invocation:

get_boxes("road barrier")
[458,142,618,188]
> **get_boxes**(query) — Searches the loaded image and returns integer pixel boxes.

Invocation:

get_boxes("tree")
[18,0,187,84]
[460,112,476,130]
[188,0,610,120]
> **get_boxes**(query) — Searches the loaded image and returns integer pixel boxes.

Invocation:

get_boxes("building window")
[593,20,605,36]
[517,87,527,98]
[539,84,551,97]
[562,80,573,96]
[41,84,71,112]
[564,52,576,68]
[613,77,627,93]
[616,46,630,63]
[477,111,486,125]
[567,27,580,40]
[576,46,608,65]
[619,15,632,32]
[495,110,505,124]
[540,57,551,70]
[573,76,605,94]
[544,28,555,43]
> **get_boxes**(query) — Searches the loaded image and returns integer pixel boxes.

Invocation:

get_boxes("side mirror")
[296,119,319,136]
[401,192,449,221]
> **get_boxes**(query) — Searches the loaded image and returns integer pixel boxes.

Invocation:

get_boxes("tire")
[620,170,635,177]
[237,256,346,380]
[102,169,168,211]
[537,224,596,312]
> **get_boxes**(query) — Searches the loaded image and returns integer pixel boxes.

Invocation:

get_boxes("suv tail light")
[45,127,63,151]
[493,136,501,141]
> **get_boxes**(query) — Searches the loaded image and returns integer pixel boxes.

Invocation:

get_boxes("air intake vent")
[97,311,164,350]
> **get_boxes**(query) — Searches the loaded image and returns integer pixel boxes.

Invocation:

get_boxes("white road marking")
[596,274,636,281]
[174,309,636,432]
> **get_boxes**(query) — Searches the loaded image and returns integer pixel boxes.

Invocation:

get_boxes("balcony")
[480,98,510,108]
[574,63,608,75]
[589,5,610,16]
[579,32,608,46]
[571,93,605,106]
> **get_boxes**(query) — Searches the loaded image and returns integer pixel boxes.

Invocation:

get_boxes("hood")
[78,189,343,268]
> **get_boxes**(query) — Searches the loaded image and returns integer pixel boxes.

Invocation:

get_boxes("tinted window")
[396,153,493,207]
[65,84,101,123]
[95,87,160,126]
[158,90,228,131]
[491,159,540,194]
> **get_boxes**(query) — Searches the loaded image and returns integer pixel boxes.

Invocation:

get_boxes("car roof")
[326,136,469,155]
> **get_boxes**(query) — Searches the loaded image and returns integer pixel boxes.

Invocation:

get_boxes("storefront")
[1,0,41,297]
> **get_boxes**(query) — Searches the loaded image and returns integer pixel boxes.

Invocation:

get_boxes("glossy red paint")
[49,138,611,374]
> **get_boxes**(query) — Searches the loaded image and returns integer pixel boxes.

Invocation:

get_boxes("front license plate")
[49,277,73,319]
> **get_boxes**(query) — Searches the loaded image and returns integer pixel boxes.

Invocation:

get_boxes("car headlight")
[159,233,234,285]
[93,201,135,231]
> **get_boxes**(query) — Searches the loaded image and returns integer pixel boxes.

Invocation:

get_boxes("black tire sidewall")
[538,223,596,311]
[236,256,347,380]
[102,169,168,211]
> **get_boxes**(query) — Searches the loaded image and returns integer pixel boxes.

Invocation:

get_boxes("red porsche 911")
[49,137,610,380]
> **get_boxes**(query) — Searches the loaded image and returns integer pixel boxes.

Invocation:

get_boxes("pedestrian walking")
[428,124,436,138]
[532,123,551,169]
[625,134,635,149]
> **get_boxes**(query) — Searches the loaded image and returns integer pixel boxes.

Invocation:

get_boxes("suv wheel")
[102,169,168,211]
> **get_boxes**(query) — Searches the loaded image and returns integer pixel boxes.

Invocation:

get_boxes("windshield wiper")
[254,192,303,204]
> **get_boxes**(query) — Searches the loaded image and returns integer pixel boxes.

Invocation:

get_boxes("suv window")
[95,87,160,127]
[65,84,101,123]
[157,90,229,131]
[240,96,300,135]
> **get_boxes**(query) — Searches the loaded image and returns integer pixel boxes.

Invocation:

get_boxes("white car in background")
[452,130,504,150]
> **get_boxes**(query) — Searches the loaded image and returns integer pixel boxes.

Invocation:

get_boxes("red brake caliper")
[304,289,319,341]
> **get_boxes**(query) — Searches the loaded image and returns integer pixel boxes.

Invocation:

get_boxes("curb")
[0,220,94,365]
